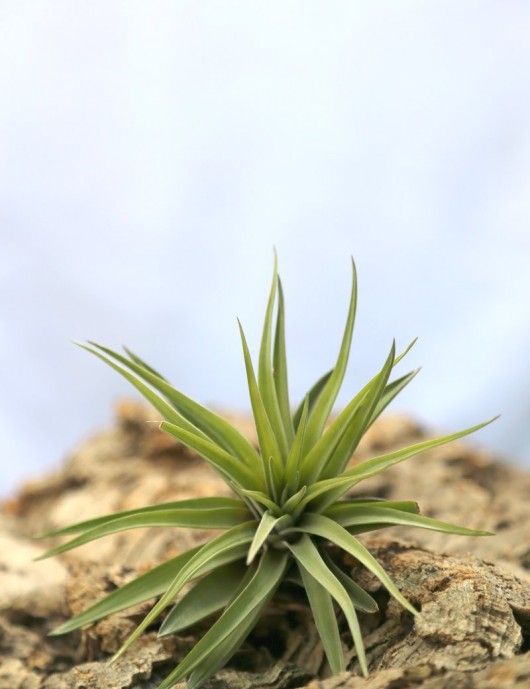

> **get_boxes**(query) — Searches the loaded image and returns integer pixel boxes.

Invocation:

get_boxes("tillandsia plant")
[37,257,496,689]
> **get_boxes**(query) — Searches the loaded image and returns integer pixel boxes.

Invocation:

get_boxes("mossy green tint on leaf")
[41,257,496,689]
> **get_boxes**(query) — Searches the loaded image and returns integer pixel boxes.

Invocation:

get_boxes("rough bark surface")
[2,401,530,688]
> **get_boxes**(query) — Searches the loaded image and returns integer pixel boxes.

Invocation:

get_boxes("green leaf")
[122,346,168,380]
[321,550,378,613]
[161,421,263,490]
[285,396,309,492]
[298,340,417,487]
[111,522,257,663]
[326,498,420,514]
[184,609,263,689]
[297,514,417,616]
[327,500,424,537]
[392,337,418,367]
[366,368,420,430]
[36,503,252,560]
[258,253,289,459]
[158,560,261,689]
[296,387,367,488]
[297,341,394,485]
[50,546,202,635]
[292,475,356,517]
[246,511,281,564]
[308,343,395,479]
[297,340,417,487]
[308,416,499,512]
[298,563,345,674]
[238,322,284,496]
[345,416,499,485]
[155,549,289,687]
[60,258,500,689]
[301,258,357,454]
[327,505,493,536]
[158,561,247,636]
[83,342,261,470]
[237,488,281,516]
[76,342,209,438]
[36,497,249,539]
[288,534,368,676]
[292,369,333,431]
[273,277,295,444]
[281,485,307,514]
[328,340,396,477]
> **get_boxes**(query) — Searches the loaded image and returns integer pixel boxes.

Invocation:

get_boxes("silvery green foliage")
[38,257,494,689]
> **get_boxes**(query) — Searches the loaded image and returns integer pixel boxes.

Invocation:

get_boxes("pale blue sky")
[1,2,530,496]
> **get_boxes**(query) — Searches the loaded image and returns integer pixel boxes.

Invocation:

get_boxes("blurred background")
[1,2,530,497]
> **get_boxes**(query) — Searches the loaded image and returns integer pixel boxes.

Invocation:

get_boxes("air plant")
[37,257,495,689]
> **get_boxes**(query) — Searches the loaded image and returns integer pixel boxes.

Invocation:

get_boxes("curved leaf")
[37,504,252,560]
[297,514,417,616]
[184,609,263,689]
[155,549,289,687]
[300,341,395,485]
[76,342,208,438]
[281,485,307,514]
[238,322,284,496]
[36,497,249,539]
[325,499,420,519]
[237,487,280,515]
[319,341,395,480]
[111,522,257,663]
[273,277,295,443]
[159,561,247,636]
[344,417,499,485]
[246,511,282,564]
[298,563,345,674]
[366,367,420,430]
[326,505,493,536]
[83,342,261,470]
[307,416,499,512]
[292,369,333,431]
[288,535,368,676]
[285,396,309,492]
[122,346,168,380]
[161,421,263,490]
[50,546,202,635]
[258,253,289,458]
[322,550,378,613]
[301,258,357,455]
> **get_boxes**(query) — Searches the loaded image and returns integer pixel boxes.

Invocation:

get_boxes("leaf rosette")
[37,256,496,689]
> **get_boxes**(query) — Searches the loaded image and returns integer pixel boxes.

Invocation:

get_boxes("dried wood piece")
[2,411,530,688]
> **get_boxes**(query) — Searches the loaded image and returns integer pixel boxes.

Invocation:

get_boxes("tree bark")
[2,403,529,688]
